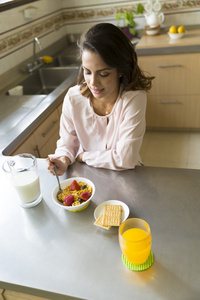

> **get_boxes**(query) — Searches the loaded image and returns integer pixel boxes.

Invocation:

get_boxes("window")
[0,0,38,12]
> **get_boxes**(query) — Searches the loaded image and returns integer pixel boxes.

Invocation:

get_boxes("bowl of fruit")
[52,177,95,212]
[168,25,185,40]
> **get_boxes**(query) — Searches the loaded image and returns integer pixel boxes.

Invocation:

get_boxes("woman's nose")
[90,74,99,86]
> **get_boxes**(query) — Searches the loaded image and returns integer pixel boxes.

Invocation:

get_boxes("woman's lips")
[91,88,104,95]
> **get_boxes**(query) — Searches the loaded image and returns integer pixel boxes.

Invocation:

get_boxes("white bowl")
[52,177,95,212]
[146,28,159,36]
[94,200,130,224]
[168,32,185,40]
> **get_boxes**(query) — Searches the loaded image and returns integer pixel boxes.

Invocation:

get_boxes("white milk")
[11,170,41,203]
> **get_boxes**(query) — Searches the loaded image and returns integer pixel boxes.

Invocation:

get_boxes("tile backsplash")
[0,0,200,76]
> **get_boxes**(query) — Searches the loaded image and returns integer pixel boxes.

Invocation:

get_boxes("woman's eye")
[100,73,109,78]
[84,70,91,75]
[83,68,109,77]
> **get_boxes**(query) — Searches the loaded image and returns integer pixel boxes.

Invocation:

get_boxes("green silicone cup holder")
[122,251,154,271]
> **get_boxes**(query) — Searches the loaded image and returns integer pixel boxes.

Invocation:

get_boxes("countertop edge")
[136,44,200,56]
[0,281,84,300]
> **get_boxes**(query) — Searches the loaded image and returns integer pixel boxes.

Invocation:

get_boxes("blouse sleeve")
[82,91,147,170]
[52,92,80,164]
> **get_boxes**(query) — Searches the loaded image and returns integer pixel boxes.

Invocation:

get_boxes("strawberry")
[69,180,80,191]
[81,192,91,201]
[64,195,74,206]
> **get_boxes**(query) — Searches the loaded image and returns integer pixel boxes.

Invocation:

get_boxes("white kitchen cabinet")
[138,52,200,129]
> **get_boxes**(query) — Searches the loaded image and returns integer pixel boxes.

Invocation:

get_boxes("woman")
[47,23,154,175]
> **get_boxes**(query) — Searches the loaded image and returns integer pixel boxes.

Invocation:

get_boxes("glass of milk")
[2,153,42,208]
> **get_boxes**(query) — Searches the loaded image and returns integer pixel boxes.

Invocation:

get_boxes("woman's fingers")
[46,156,69,176]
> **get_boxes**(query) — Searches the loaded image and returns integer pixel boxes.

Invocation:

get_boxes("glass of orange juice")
[119,218,152,265]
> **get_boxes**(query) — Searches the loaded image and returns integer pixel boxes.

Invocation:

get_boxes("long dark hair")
[77,23,154,98]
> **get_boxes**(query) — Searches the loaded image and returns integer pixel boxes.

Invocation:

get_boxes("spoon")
[53,165,63,197]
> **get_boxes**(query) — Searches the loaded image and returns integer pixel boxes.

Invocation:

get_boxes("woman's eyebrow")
[83,66,112,72]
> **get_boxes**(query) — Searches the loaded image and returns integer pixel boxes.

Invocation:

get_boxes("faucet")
[33,37,42,65]
[27,37,43,73]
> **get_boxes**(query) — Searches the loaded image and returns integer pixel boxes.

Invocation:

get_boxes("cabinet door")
[146,95,200,128]
[10,109,60,158]
[3,289,49,300]
[57,102,63,117]
[0,289,4,300]
[33,110,60,152]
[11,134,38,157]
[39,130,60,158]
[138,52,200,128]
[138,53,200,96]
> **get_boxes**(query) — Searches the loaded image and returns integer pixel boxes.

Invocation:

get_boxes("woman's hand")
[46,156,70,176]
[76,152,84,162]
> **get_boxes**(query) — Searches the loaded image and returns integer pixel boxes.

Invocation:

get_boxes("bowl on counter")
[168,32,185,40]
[52,177,95,212]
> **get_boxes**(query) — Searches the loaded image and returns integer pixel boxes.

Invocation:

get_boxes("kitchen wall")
[0,0,200,77]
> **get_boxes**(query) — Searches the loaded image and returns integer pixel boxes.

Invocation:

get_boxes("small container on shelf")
[145,25,161,36]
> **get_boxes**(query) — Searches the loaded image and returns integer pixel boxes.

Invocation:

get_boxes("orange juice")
[120,227,151,265]
[122,228,148,241]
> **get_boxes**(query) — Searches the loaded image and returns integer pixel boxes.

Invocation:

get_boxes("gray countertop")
[0,38,79,156]
[0,158,200,300]
[0,69,78,156]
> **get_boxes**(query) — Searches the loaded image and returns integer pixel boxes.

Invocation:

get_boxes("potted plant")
[116,4,144,39]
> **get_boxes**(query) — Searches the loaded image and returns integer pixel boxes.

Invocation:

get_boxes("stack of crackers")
[94,205,122,230]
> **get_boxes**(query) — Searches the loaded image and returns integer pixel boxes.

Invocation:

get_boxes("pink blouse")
[51,85,147,170]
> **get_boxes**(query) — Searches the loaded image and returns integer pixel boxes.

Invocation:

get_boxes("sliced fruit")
[64,195,74,206]
[69,180,80,191]
[81,192,91,201]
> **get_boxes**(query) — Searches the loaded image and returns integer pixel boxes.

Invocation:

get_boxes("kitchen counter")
[0,38,79,156]
[0,158,200,300]
[0,69,78,156]
[136,28,200,55]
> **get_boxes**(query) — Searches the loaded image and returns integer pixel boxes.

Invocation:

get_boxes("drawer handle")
[35,145,41,158]
[156,64,182,68]
[158,100,182,104]
[42,120,59,137]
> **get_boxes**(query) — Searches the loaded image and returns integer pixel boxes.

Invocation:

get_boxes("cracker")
[102,205,122,226]
[94,213,111,230]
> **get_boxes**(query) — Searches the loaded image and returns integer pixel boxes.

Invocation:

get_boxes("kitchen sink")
[19,66,79,95]
[55,55,80,67]
[46,55,80,68]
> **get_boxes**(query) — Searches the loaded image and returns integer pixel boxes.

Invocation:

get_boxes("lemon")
[43,56,53,64]
[169,26,177,34]
[178,25,185,33]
